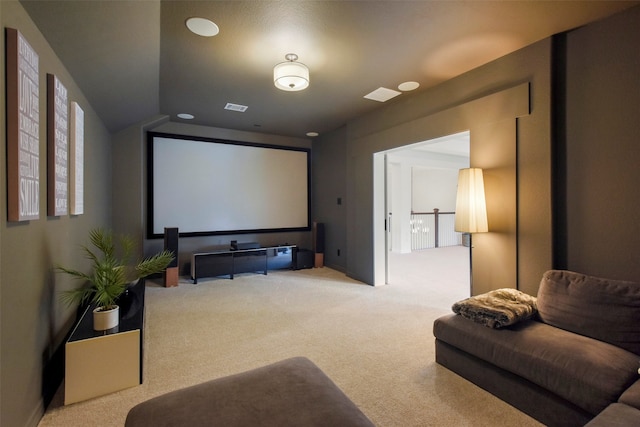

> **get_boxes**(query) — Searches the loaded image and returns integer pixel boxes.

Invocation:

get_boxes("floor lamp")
[454,168,488,295]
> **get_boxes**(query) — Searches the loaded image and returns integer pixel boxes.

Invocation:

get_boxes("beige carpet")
[39,246,542,426]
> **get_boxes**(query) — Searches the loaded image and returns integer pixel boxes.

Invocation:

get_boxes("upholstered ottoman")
[125,357,375,427]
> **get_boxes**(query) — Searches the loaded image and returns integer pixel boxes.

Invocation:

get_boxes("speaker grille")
[164,227,179,268]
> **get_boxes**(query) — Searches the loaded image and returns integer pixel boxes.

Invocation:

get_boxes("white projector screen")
[147,132,311,238]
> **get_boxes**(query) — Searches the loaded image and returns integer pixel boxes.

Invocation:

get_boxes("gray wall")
[2,4,639,427]
[564,6,640,281]
[316,39,551,293]
[112,120,314,276]
[311,125,348,271]
[0,2,112,427]
[314,5,640,291]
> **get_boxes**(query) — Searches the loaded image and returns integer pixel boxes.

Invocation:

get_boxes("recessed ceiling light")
[186,17,219,37]
[398,81,420,91]
[306,132,319,137]
[364,87,402,102]
[177,113,194,120]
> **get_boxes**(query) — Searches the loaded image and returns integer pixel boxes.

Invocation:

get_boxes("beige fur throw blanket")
[452,288,538,328]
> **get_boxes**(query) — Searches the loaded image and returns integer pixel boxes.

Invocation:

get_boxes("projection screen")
[147,132,311,238]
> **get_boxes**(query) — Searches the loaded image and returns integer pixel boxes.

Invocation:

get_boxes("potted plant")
[58,228,174,331]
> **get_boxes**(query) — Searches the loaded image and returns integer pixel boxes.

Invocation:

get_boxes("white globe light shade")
[274,61,309,91]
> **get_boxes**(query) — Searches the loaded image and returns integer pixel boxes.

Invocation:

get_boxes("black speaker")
[313,222,325,253]
[295,249,314,270]
[164,227,179,268]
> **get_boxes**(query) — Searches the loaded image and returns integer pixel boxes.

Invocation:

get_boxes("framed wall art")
[47,73,68,217]
[69,102,84,215]
[6,28,40,221]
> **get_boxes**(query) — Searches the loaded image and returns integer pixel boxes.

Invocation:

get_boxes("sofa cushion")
[536,270,640,356]
[434,314,639,415]
[584,403,640,427]
[620,379,640,410]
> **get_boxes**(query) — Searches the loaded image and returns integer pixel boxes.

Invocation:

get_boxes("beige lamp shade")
[455,168,488,233]
[274,54,309,91]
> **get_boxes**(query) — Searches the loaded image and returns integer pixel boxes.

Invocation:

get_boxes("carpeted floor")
[38,246,542,426]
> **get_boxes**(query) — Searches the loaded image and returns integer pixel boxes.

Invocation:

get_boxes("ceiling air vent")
[224,102,248,112]
[363,87,401,102]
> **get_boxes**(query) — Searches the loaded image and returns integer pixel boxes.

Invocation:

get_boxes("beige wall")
[0,2,112,427]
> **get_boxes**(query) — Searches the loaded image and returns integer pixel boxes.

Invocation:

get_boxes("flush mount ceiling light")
[177,113,194,120]
[186,17,219,37]
[274,53,309,91]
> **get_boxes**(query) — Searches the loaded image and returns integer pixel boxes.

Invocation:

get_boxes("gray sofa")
[434,270,640,426]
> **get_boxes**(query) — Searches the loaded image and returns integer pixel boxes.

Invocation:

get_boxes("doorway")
[377,131,471,299]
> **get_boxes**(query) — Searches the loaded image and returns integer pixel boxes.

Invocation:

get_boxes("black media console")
[190,245,297,284]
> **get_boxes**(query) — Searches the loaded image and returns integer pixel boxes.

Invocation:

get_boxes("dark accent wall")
[1,3,112,427]
[112,120,313,276]
[564,6,640,281]
[1,4,639,427]
[551,33,568,271]
[312,125,348,271]
[321,39,553,293]
[313,5,640,290]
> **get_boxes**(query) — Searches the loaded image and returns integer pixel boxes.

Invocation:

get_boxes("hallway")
[387,245,470,309]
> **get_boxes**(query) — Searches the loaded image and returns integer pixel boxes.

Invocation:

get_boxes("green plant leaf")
[57,228,174,309]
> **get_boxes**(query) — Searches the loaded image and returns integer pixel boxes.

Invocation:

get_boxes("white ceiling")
[413,131,470,158]
[386,131,469,172]
[20,0,639,137]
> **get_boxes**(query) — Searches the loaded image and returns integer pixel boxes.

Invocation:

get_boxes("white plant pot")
[93,305,119,331]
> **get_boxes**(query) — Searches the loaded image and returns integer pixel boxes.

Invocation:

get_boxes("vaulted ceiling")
[20,0,638,138]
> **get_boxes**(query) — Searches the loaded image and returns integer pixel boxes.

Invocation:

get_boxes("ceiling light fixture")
[177,113,194,120]
[186,17,219,37]
[274,53,309,92]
